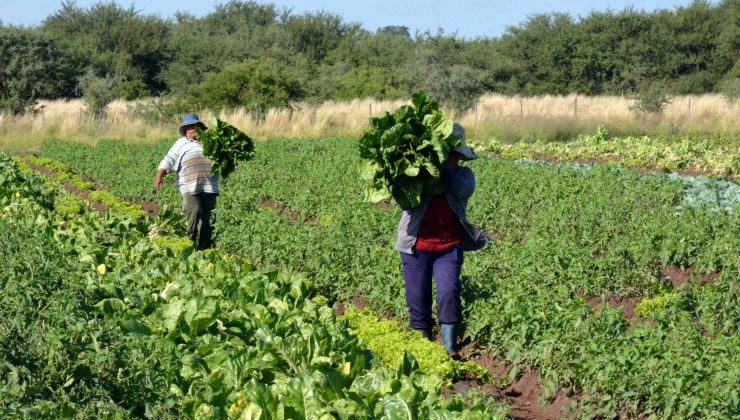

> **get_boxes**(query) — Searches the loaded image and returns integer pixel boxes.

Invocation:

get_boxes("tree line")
[0,0,737,116]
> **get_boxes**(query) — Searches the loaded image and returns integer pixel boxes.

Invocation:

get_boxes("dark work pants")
[182,192,217,250]
[400,246,464,330]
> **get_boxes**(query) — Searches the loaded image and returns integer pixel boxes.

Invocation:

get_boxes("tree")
[186,59,303,117]
[160,2,280,95]
[412,33,486,112]
[80,72,116,119]
[0,27,74,114]
[42,1,171,96]
[282,11,359,63]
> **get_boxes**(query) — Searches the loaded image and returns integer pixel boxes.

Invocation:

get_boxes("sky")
[0,0,710,39]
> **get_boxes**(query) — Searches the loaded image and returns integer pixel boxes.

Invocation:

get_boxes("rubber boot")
[415,328,433,341]
[441,323,460,359]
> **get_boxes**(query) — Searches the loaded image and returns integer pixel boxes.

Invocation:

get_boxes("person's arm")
[153,167,167,191]
[443,165,476,200]
[154,140,181,191]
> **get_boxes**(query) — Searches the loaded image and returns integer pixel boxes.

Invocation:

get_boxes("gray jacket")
[395,165,489,254]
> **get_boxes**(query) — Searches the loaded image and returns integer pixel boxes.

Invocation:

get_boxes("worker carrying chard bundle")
[395,122,489,359]
[359,92,488,359]
[153,113,219,250]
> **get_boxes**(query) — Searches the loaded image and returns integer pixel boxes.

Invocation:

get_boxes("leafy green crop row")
[2,153,504,418]
[484,130,739,177]
[38,138,740,417]
[40,139,180,206]
[24,154,148,220]
[513,158,740,214]
[9,156,86,218]
[341,308,489,386]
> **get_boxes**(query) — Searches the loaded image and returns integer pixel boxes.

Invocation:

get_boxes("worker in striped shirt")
[153,113,219,250]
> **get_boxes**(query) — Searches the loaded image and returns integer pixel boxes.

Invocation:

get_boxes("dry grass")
[216,98,409,140]
[0,99,171,153]
[459,93,740,142]
[1,94,738,153]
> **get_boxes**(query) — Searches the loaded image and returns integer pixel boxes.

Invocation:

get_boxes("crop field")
[1,133,739,419]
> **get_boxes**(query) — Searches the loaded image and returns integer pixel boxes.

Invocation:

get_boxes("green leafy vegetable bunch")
[197,116,255,178]
[359,91,461,209]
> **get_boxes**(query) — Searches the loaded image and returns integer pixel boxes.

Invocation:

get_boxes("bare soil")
[661,265,720,288]
[140,199,159,217]
[258,198,303,223]
[337,295,579,419]
[582,293,642,326]
[373,201,393,210]
[453,348,577,420]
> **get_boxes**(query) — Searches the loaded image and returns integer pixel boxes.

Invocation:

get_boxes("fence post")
[519,97,524,120]
[369,103,372,119]
[474,101,479,127]
[688,97,691,119]
[574,95,578,121]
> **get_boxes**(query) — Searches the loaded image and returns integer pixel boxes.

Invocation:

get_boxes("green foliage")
[80,72,116,119]
[0,160,181,417]
[359,91,460,208]
[674,173,740,213]
[39,140,184,234]
[343,307,490,385]
[208,138,737,417]
[718,61,740,102]
[35,132,740,417]
[24,155,95,191]
[0,27,74,114]
[631,81,672,114]
[152,235,194,253]
[283,10,358,63]
[415,42,488,113]
[692,273,739,335]
[131,96,193,124]
[88,190,147,220]
[0,155,504,418]
[186,59,303,116]
[53,192,85,218]
[720,76,740,102]
[580,124,610,145]
[41,1,170,95]
[635,291,684,317]
[196,117,255,179]
[494,135,739,177]
[0,0,733,109]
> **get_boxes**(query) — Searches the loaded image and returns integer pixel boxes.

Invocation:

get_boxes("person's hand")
[153,169,166,192]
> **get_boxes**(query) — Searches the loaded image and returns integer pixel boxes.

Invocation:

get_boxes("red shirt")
[415,195,465,252]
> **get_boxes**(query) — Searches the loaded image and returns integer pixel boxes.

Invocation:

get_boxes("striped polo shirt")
[158,137,220,195]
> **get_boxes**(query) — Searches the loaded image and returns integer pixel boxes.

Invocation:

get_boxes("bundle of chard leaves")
[196,117,255,178]
[359,91,461,209]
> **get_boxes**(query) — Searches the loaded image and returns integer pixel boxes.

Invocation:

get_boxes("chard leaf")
[95,298,125,315]
[121,318,151,335]
[382,395,413,420]
[358,91,456,208]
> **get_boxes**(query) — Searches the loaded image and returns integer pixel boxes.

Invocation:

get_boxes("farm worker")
[396,122,489,359]
[153,113,219,250]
